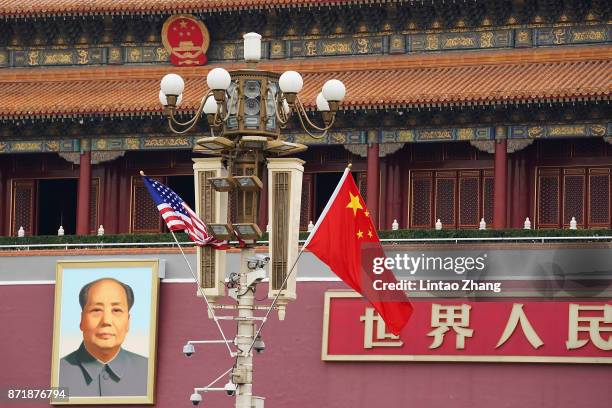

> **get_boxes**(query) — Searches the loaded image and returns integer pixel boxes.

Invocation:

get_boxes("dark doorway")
[314,172,358,220]
[167,175,195,209]
[37,179,78,235]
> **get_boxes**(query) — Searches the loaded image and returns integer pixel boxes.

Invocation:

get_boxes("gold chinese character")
[223,45,235,59]
[496,304,544,349]
[271,43,283,55]
[77,49,89,65]
[428,304,473,349]
[517,31,530,43]
[129,48,142,62]
[480,32,494,48]
[360,307,403,349]
[356,38,369,54]
[305,41,317,56]
[28,50,40,66]
[566,304,612,351]
[156,47,169,61]
[553,28,566,45]
[425,35,439,50]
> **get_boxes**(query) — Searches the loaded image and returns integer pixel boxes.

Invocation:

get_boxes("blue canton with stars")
[142,176,189,217]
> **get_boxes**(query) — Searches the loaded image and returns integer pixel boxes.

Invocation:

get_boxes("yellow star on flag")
[368,230,373,238]
[357,230,364,238]
[346,192,363,216]
[364,210,370,217]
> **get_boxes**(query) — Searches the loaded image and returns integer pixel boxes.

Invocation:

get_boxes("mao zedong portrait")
[59,278,148,397]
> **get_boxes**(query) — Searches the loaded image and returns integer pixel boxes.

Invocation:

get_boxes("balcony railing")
[0,230,611,251]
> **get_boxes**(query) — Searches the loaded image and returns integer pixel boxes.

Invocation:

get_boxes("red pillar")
[519,154,529,226]
[511,152,530,228]
[399,157,409,228]
[76,150,92,235]
[391,161,401,226]
[118,169,130,233]
[493,139,507,229]
[102,164,119,234]
[384,159,393,228]
[510,155,520,228]
[367,143,380,229]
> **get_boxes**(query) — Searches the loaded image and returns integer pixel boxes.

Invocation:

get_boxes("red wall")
[1,282,610,408]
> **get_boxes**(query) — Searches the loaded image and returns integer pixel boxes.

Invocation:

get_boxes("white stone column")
[266,158,304,319]
[193,157,228,305]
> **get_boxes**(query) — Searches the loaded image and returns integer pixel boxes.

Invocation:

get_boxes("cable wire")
[170,231,234,357]
[244,246,307,355]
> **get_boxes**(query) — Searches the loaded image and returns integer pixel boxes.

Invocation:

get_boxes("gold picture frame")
[50,260,160,405]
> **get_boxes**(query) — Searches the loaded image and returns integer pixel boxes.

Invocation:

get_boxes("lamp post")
[159,33,345,408]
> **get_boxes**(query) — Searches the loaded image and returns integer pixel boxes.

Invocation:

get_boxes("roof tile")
[1,47,610,118]
[0,0,368,17]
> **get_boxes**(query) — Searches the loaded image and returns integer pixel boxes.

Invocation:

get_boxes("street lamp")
[159,32,345,408]
[159,35,345,141]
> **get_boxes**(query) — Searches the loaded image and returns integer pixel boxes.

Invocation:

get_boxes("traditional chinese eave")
[1,46,610,120]
[0,0,399,18]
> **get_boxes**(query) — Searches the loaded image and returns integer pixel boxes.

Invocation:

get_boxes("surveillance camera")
[229,272,240,284]
[246,269,266,288]
[224,380,237,396]
[253,335,265,354]
[247,254,270,270]
[254,254,270,262]
[190,392,202,405]
[183,343,195,357]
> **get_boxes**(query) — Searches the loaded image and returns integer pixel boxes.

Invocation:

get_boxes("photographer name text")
[373,279,502,293]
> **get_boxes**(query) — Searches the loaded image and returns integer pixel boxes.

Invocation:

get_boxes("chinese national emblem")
[162,15,210,66]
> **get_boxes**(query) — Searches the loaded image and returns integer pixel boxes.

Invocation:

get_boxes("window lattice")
[563,175,584,225]
[538,176,560,226]
[459,177,479,227]
[12,180,35,236]
[131,177,162,233]
[411,177,432,227]
[482,177,494,225]
[89,179,99,233]
[435,178,456,226]
[300,174,312,230]
[589,174,610,225]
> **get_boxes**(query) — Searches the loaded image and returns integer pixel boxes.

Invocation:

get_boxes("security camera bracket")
[231,367,252,384]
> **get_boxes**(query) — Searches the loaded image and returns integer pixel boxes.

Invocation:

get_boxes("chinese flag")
[304,167,413,335]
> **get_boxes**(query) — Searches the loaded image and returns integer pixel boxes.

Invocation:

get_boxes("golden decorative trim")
[51,260,160,404]
[322,291,612,364]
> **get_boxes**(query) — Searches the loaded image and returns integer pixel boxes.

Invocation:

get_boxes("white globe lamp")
[160,73,184,96]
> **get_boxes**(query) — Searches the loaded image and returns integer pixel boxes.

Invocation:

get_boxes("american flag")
[141,175,228,249]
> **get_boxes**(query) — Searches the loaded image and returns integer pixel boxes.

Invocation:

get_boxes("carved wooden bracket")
[59,150,125,164]
[469,140,494,154]
[344,143,405,158]
[506,139,534,153]
[470,139,534,154]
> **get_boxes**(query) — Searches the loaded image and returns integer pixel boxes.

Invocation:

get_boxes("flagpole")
[248,163,352,351]
[246,165,352,353]
[139,170,231,350]
[169,230,234,357]
[245,244,307,354]
[303,164,351,248]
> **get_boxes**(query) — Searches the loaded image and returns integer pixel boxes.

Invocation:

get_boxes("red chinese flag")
[304,167,413,335]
